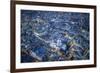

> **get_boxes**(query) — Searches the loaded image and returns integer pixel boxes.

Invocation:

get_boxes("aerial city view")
[21,10,90,63]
